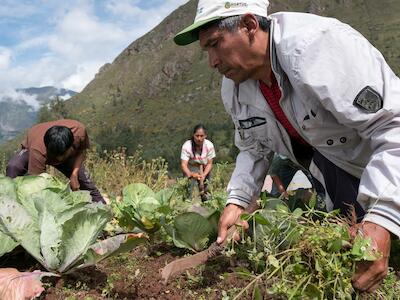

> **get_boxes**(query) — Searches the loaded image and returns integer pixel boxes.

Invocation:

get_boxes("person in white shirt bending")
[181,124,216,201]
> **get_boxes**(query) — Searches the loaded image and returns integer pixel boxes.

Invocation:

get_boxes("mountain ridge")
[2,0,399,171]
[0,86,76,144]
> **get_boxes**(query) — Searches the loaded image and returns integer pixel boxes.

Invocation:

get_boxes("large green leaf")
[0,176,17,200]
[122,183,155,206]
[155,188,174,206]
[0,231,19,256]
[38,206,62,270]
[172,212,213,252]
[14,174,68,222]
[0,195,44,265]
[15,173,67,202]
[63,190,92,206]
[0,177,19,256]
[33,191,65,271]
[58,204,112,273]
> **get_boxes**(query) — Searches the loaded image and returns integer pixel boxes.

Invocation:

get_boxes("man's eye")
[210,40,218,48]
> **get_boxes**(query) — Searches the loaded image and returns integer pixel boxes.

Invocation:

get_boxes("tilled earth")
[2,244,255,300]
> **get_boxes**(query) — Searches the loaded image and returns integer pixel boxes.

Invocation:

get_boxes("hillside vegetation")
[3,0,400,171]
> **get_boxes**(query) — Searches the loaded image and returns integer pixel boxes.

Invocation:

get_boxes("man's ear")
[241,14,260,36]
[241,14,258,42]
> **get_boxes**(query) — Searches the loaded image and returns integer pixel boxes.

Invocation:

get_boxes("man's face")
[199,24,259,84]
[53,147,74,165]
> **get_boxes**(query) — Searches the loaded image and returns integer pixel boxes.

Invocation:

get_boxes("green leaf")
[254,212,270,225]
[15,173,67,204]
[304,283,322,299]
[253,284,263,300]
[234,266,252,278]
[0,174,130,274]
[0,230,18,256]
[171,212,213,252]
[0,195,44,266]
[267,255,280,269]
[0,176,17,200]
[155,188,174,206]
[37,205,62,270]
[263,198,287,210]
[119,183,163,232]
[293,263,306,275]
[351,235,379,261]
[58,204,112,272]
[328,238,343,253]
[308,193,317,209]
[292,208,303,218]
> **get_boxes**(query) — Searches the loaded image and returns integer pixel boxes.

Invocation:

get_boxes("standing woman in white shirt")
[181,124,216,201]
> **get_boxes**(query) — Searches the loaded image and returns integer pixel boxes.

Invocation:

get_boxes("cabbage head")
[0,174,147,273]
[116,183,173,233]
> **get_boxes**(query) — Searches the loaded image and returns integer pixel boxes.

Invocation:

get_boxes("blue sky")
[0,0,189,95]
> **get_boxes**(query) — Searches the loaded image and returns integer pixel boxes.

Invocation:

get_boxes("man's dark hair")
[44,125,74,156]
[200,15,270,36]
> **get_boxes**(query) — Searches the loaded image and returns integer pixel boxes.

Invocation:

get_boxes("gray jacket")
[222,12,400,236]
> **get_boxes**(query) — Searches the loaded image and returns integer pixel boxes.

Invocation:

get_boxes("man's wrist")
[226,203,245,211]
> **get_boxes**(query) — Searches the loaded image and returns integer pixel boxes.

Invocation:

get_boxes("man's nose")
[208,50,220,69]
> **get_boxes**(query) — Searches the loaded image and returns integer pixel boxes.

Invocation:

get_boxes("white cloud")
[0,0,190,94]
[48,8,126,62]
[0,47,12,70]
[0,1,37,18]
[0,89,40,110]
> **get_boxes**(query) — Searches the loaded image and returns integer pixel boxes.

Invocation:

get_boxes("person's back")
[21,119,89,174]
[6,119,104,203]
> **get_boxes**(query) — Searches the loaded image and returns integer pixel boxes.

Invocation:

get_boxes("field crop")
[0,149,399,299]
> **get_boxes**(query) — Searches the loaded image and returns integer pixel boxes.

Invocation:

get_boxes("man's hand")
[217,203,246,244]
[352,221,391,292]
[69,174,80,191]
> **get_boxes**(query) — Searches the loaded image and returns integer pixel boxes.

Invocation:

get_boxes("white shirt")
[181,139,216,169]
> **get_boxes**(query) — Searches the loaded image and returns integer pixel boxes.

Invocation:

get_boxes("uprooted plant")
[229,198,400,299]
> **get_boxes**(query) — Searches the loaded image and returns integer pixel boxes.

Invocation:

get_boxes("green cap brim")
[174,16,222,46]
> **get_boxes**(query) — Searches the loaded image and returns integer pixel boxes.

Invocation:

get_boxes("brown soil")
[4,243,255,300]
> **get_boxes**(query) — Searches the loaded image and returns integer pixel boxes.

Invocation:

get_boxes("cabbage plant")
[116,183,173,233]
[162,206,220,252]
[0,174,147,274]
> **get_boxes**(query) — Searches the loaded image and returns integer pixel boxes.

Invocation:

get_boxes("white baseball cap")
[174,0,270,45]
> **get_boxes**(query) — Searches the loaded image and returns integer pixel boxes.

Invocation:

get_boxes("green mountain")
[3,0,400,171]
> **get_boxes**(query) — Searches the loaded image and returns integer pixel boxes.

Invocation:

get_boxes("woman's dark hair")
[191,124,207,157]
[44,126,74,157]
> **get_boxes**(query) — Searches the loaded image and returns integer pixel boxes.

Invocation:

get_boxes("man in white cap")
[174,0,400,292]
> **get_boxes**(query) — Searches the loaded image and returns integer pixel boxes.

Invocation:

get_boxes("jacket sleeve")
[291,21,400,236]
[221,79,273,208]
[227,152,271,208]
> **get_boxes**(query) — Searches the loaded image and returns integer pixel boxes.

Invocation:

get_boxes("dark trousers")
[6,149,105,203]
[311,151,364,220]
